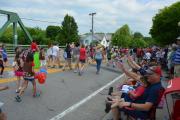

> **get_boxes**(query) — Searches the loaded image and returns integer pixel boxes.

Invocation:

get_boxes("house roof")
[105,34,112,41]
[80,33,112,41]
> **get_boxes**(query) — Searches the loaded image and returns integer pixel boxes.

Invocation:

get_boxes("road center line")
[50,73,125,120]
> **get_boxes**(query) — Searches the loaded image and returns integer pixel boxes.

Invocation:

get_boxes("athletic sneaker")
[15,95,22,102]
[33,92,41,97]
[78,71,82,76]
[15,89,20,93]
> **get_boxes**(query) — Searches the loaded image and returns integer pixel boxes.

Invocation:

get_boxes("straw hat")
[96,44,102,49]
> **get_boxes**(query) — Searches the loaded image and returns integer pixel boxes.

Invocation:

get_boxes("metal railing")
[3,44,65,58]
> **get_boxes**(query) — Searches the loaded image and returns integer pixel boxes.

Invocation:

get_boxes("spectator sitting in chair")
[111,62,163,120]
[108,65,150,104]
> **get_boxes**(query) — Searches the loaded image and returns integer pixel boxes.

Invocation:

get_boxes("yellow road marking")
[0,68,63,84]
[0,64,77,84]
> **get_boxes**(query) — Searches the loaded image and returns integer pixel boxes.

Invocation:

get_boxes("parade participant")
[39,47,46,68]
[73,43,80,73]
[78,44,86,76]
[47,43,53,67]
[30,40,39,53]
[0,54,4,78]
[63,43,72,71]
[1,44,9,67]
[13,47,24,93]
[94,44,103,74]
[15,50,38,102]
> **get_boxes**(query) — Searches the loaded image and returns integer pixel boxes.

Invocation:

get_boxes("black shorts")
[24,77,35,82]
[3,58,7,62]
[79,59,86,63]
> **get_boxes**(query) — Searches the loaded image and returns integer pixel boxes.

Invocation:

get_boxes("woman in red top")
[78,44,86,76]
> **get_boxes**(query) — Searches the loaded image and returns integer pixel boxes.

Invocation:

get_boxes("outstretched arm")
[118,101,153,111]
[0,86,9,91]
[127,55,141,70]
[116,62,141,81]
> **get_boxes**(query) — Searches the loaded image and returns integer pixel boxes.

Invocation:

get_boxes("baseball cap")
[145,66,162,76]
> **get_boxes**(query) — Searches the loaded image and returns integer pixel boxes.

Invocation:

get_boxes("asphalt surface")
[0,64,123,120]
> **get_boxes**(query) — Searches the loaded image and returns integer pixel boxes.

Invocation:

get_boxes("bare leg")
[19,80,28,97]
[68,59,72,70]
[63,59,67,71]
[111,107,120,120]
[80,63,85,72]
[16,77,21,92]
[0,112,7,120]
[32,80,37,96]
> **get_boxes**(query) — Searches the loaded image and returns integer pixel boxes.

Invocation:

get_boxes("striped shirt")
[173,47,180,64]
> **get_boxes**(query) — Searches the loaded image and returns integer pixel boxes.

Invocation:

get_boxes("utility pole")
[89,12,96,42]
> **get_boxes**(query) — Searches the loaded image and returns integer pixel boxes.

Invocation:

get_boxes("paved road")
[0,64,124,120]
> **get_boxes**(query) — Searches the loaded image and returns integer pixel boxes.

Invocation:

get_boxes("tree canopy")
[150,1,180,45]
[111,24,132,47]
[46,26,61,40]
[61,14,79,45]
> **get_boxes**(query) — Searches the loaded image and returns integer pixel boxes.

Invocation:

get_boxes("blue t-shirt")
[2,49,7,59]
[95,51,102,60]
[135,82,162,105]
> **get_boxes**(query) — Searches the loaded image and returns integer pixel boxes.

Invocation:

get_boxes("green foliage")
[0,14,80,45]
[133,32,143,39]
[0,26,13,43]
[130,38,147,48]
[111,24,132,47]
[61,14,79,44]
[46,26,61,40]
[150,1,180,45]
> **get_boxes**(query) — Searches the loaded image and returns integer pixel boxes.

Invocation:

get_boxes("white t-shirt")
[145,52,151,60]
[52,46,59,56]
[47,47,53,56]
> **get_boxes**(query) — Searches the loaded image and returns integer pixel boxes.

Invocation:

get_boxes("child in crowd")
[13,47,24,93]
[15,50,38,102]
[40,47,46,68]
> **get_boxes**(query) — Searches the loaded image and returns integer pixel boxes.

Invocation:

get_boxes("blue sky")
[0,0,179,36]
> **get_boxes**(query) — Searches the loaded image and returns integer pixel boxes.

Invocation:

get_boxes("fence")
[4,44,65,58]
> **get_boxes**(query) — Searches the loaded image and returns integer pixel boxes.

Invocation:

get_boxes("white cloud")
[0,0,179,36]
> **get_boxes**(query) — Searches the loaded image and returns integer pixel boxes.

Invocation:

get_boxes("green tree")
[150,1,180,45]
[46,26,61,40]
[133,32,143,39]
[0,26,13,43]
[130,38,147,48]
[111,24,132,47]
[61,14,79,45]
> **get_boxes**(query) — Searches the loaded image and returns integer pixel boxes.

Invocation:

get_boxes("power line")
[0,14,62,24]
[21,17,61,24]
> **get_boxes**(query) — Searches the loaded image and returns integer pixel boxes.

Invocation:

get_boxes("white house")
[100,34,112,47]
[80,33,112,47]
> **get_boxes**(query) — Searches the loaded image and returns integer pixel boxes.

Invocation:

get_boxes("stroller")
[164,77,180,120]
